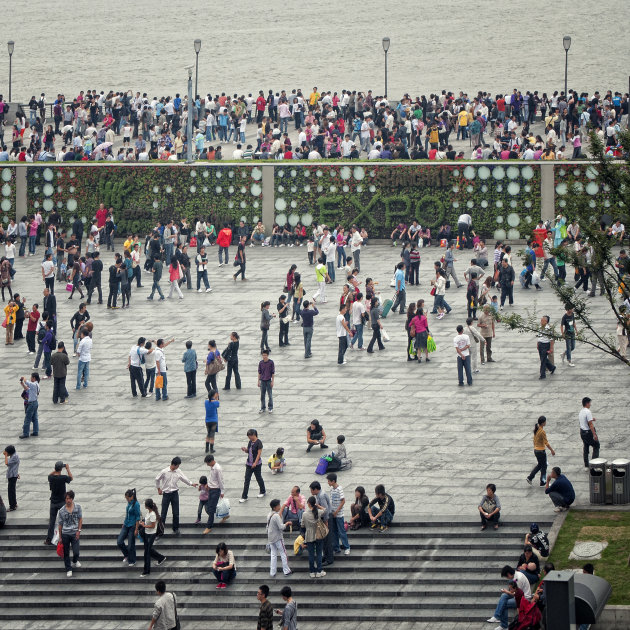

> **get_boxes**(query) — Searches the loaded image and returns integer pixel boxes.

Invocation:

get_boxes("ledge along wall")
[0,162,625,240]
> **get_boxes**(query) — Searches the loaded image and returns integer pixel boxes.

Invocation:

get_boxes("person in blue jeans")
[117,489,141,566]
[368,484,395,531]
[487,565,532,628]
[19,372,40,439]
[327,473,351,555]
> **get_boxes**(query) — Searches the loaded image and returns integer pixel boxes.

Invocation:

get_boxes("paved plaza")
[1,242,628,528]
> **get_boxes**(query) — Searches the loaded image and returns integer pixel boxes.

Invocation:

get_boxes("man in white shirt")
[360,117,371,153]
[155,337,174,401]
[350,227,363,272]
[155,456,197,535]
[368,143,381,160]
[454,324,473,386]
[232,144,244,160]
[579,396,599,467]
[127,336,150,398]
[336,304,352,365]
[487,565,532,628]
[298,128,307,148]
[202,454,226,534]
[350,293,366,350]
[610,220,625,243]
[308,149,321,160]
[341,135,353,158]
[76,328,92,390]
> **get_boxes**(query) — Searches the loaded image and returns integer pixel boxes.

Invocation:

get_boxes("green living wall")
[273,163,541,240]
[1,167,16,224]
[26,165,265,235]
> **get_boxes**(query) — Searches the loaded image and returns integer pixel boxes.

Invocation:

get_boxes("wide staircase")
[0,518,551,629]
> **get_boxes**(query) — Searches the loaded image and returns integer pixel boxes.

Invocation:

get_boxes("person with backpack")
[301,495,326,578]
[117,489,141,567]
[136,499,166,576]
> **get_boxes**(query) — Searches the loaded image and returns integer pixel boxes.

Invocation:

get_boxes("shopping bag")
[315,457,329,475]
[51,529,60,545]
[382,328,390,342]
[427,335,437,353]
[215,497,230,520]
[56,541,64,557]
[65,283,74,292]
[155,375,164,389]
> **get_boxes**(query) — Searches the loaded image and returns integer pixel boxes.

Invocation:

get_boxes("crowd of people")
[1,192,628,630]
[1,86,628,162]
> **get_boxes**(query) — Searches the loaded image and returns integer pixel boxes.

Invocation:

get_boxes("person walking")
[182,340,197,398]
[444,242,463,288]
[117,488,141,567]
[232,235,247,281]
[312,257,330,304]
[560,305,577,367]
[336,304,351,364]
[299,300,319,358]
[146,255,165,301]
[202,454,225,535]
[366,297,385,353]
[526,416,556,487]
[204,390,220,454]
[216,222,232,267]
[267,499,292,577]
[3,300,18,345]
[350,226,363,272]
[258,350,275,413]
[256,584,274,630]
[277,295,290,347]
[391,262,407,314]
[45,461,73,545]
[579,397,600,468]
[147,580,177,627]
[19,372,41,439]
[350,292,366,350]
[239,429,266,503]
[57,490,83,578]
[477,305,496,363]
[167,259,184,300]
[465,317,485,373]
[86,251,103,305]
[3,445,19,512]
[275,586,298,630]
[498,257,515,309]
[195,246,212,292]
[260,301,274,354]
[155,457,197,536]
[75,328,92,390]
[454,324,473,386]
[222,331,241,390]
[136,499,166,577]
[536,316,556,380]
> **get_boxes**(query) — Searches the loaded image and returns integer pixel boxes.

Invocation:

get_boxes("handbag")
[171,592,181,630]
[280,316,290,324]
[430,286,436,296]
[155,374,164,389]
[205,354,225,375]
[56,540,64,557]
[189,236,197,247]
[65,282,74,292]
[315,517,329,540]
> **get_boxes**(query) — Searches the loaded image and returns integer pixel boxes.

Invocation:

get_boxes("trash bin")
[574,573,612,625]
[588,458,607,505]
[612,458,630,505]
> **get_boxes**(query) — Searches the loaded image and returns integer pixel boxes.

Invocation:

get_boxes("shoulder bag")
[171,592,180,630]
[205,354,225,375]
[315,516,329,540]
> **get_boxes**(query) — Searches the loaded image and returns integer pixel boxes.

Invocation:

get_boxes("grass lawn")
[550,510,630,605]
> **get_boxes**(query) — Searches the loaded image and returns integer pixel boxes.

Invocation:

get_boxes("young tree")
[501,131,630,367]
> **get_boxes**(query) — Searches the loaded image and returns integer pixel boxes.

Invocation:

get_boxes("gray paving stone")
[0,243,627,532]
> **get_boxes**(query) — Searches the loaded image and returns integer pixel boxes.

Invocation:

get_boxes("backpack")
[37,326,46,343]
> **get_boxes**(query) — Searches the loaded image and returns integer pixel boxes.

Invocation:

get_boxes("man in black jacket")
[107,257,122,309]
[498,258,515,309]
[86,251,103,305]
[42,287,57,334]
[72,217,84,250]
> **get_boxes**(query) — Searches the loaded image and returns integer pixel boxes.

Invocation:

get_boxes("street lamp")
[186,65,194,164]
[194,39,201,100]
[7,40,14,102]
[563,35,571,100]
[382,37,390,97]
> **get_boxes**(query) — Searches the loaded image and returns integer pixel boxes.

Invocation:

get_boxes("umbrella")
[94,142,113,152]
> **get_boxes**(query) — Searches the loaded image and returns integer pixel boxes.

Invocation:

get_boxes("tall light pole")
[194,39,201,100]
[186,65,194,164]
[382,37,390,97]
[7,40,14,102]
[563,35,571,100]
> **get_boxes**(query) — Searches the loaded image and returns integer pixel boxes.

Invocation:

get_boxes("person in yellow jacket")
[4,300,18,345]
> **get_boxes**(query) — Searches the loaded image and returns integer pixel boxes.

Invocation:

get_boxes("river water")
[1,0,628,102]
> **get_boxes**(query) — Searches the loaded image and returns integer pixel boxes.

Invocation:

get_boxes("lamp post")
[186,65,194,164]
[194,39,201,100]
[382,37,390,97]
[563,35,571,100]
[7,40,14,102]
